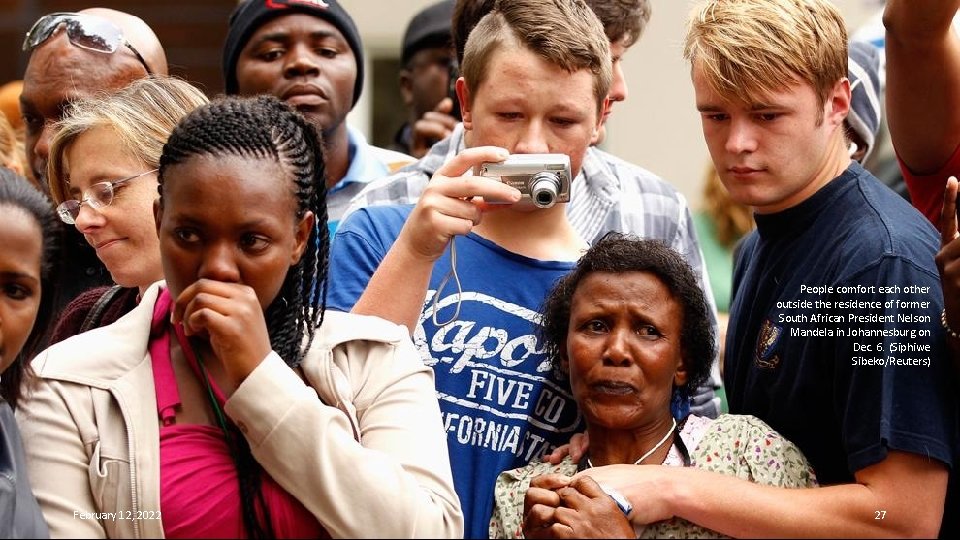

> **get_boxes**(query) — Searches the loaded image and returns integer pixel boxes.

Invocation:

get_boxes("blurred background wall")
[1,1,237,95]
[1,0,887,208]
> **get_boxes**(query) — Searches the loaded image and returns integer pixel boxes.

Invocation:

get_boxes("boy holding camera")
[346,0,723,422]
[327,1,607,536]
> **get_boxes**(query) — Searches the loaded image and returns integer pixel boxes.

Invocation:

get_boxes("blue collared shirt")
[326,126,413,237]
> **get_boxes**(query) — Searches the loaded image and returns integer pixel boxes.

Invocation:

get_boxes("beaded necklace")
[586,417,678,468]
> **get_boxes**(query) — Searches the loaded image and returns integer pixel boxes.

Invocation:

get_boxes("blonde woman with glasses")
[45,76,208,343]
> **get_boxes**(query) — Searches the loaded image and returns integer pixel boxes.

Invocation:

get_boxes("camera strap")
[430,237,463,327]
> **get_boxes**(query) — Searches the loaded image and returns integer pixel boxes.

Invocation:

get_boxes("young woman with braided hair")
[17,95,463,539]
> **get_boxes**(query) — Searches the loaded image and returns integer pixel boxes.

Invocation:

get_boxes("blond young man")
[326,1,613,536]
[529,1,957,537]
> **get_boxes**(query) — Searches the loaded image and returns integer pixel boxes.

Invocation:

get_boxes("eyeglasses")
[22,12,153,75]
[57,169,158,225]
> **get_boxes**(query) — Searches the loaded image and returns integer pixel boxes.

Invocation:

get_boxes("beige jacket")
[16,283,463,538]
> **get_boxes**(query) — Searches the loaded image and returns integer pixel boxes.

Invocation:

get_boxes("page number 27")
[875,510,886,520]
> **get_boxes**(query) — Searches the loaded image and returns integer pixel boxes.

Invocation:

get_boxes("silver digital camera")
[477,153,571,208]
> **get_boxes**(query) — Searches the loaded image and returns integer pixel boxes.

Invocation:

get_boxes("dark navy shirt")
[725,162,957,486]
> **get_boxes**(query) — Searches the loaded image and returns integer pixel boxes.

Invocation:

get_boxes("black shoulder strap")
[80,285,124,333]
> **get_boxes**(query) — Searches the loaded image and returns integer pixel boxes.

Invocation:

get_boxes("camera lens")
[530,172,561,208]
[535,191,553,207]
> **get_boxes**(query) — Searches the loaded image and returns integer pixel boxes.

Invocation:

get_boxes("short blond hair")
[684,0,847,122]
[47,76,208,204]
[462,0,612,116]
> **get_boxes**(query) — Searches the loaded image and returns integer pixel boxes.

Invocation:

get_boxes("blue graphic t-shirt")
[329,205,582,539]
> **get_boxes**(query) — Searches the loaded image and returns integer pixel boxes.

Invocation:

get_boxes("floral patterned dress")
[489,414,818,538]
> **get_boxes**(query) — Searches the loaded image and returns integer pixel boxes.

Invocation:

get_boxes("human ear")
[674,356,689,387]
[558,346,571,376]
[457,77,472,130]
[291,210,315,265]
[2,157,24,177]
[827,78,851,130]
[153,197,163,235]
[598,98,609,130]
[399,70,414,107]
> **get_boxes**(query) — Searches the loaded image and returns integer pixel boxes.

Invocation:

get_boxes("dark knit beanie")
[402,0,455,66]
[846,41,882,163]
[222,0,364,107]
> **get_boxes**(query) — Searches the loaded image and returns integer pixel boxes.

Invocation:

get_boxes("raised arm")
[410,98,459,159]
[937,176,960,374]
[349,146,519,332]
[884,0,960,174]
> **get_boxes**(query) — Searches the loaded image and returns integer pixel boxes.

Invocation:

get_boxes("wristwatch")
[598,483,633,516]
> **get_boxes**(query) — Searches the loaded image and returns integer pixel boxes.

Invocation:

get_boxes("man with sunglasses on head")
[19,8,167,319]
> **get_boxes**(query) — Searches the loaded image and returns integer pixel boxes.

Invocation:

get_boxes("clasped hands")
[522,473,636,539]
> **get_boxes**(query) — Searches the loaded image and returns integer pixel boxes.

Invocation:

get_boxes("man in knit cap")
[222,0,413,233]
[845,41,882,164]
[393,0,457,158]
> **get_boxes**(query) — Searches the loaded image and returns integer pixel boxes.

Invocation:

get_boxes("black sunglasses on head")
[22,12,153,75]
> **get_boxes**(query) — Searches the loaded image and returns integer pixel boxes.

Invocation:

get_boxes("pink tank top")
[149,289,328,539]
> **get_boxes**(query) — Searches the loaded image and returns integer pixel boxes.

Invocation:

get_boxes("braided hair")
[159,95,328,365]
[157,95,329,539]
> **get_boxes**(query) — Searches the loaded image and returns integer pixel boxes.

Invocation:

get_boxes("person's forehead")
[692,57,811,102]
[0,205,43,252]
[407,46,453,71]
[609,39,629,54]
[479,47,594,95]
[248,13,345,41]
[573,271,680,311]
